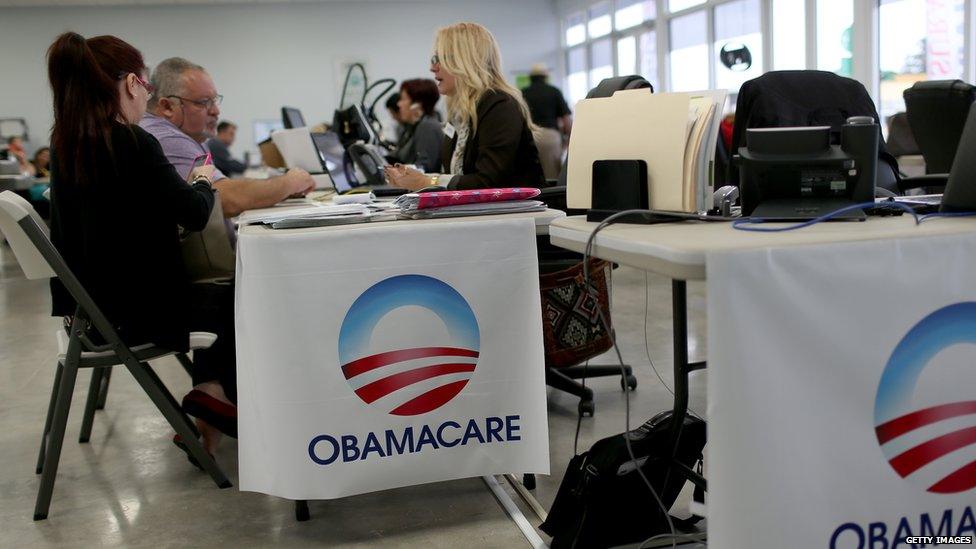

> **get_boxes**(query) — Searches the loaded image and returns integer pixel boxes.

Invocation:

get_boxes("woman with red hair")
[47,32,234,460]
[392,78,444,172]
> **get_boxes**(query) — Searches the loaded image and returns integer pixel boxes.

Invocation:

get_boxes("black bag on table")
[540,411,706,548]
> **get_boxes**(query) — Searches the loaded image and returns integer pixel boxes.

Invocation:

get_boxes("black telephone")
[347,143,389,187]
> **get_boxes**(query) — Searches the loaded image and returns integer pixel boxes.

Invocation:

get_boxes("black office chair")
[533,75,652,417]
[900,80,976,193]
[729,70,901,194]
[885,112,920,158]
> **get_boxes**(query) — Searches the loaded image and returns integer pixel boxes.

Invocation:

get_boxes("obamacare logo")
[874,302,976,494]
[337,275,480,416]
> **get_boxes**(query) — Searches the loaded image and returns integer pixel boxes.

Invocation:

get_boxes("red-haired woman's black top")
[50,122,214,351]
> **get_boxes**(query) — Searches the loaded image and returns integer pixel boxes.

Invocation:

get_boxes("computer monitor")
[281,106,306,129]
[253,119,284,145]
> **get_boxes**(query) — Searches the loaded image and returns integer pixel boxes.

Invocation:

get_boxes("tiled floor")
[0,244,708,547]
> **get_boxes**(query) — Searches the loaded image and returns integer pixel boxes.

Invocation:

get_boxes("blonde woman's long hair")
[434,22,536,134]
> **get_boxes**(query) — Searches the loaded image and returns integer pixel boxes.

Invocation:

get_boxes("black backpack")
[540,411,706,548]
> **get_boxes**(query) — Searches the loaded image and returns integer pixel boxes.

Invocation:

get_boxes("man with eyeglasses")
[141,57,315,218]
[137,58,318,449]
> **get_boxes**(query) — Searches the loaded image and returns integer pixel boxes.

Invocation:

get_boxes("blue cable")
[732,201,920,232]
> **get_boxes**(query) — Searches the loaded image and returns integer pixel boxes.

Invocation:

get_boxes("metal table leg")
[295,499,310,521]
[668,280,707,491]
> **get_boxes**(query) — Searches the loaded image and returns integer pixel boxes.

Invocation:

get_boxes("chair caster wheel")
[578,399,594,417]
[621,374,638,391]
[522,473,536,490]
[295,500,310,522]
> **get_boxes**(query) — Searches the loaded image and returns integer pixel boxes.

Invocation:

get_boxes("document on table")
[567,88,727,213]
[236,203,368,226]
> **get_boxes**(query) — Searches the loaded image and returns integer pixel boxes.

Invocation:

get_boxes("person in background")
[391,78,443,173]
[7,136,36,176]
[45,32,234,460]
[31,146,51,178]
[719,113,734,151]
[521,63,571,179]
[385,92,405,143]
[207,120,246,176]
[141,57,314,220]
[27,146,52,218]
[386,22,544,191]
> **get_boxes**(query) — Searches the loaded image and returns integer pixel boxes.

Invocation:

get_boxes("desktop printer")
[737,116,878,220]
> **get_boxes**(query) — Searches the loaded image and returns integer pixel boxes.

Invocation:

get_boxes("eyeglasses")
[430,54,440,66]
[120,72,156,99]
[166,94,224,110]
[134,75,155,99]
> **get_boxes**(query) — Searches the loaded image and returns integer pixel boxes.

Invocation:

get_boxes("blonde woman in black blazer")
[386,22,545,191]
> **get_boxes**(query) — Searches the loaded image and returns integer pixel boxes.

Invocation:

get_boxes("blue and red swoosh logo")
[875,302,976,494]
[338,275,480,416]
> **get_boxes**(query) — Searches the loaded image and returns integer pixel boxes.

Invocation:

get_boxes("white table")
[235,208,560,534]
[547,214,976,510]
[550,214,976,280]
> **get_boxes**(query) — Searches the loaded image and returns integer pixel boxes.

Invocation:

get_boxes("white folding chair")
[0,190,231,520]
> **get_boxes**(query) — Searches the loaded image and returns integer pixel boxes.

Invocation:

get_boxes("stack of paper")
[567,89,727,213]
[236,202,368,226]
[401,200,545,219]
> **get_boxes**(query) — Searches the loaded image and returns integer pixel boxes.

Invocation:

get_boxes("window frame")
[558,0,976,111]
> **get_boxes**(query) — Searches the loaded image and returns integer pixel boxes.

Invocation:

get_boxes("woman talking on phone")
[386,23,545,190]
[391,78,443,173]
[47,32,235,459]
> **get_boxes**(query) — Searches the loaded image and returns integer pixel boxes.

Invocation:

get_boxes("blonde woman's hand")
[385,164,431,191]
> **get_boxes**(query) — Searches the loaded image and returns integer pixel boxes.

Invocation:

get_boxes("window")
[567,47,588,107]
[640,31,659,90]
[817,0,853,76]
[772,0,806,70]
[669,10,709,91]
[588,2,613,39]
[616,0,655,30]
[560,0,976,121]
[618,35,638,76]
[566,12,586,46]
[590,38,614,87]
[878,0,966,119]
[714,0,762,93]
[669,0,706,12]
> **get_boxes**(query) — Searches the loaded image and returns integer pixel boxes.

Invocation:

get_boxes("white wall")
[0,0,560,158]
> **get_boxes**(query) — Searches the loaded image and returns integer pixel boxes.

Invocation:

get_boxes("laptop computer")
[939,103,976,212]
[271,127,335,190]
[307,132,407,196]
[889,102,976,213]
